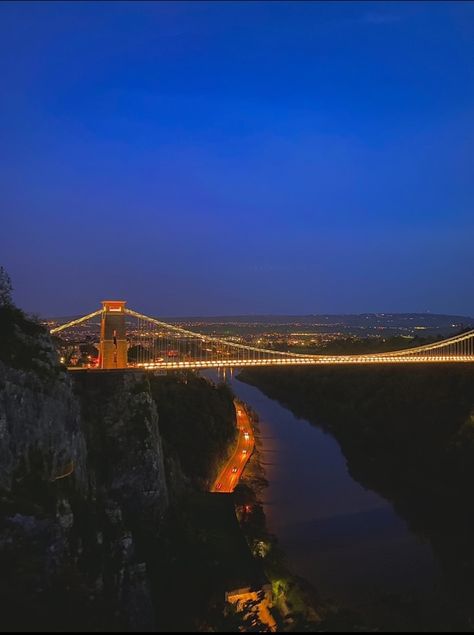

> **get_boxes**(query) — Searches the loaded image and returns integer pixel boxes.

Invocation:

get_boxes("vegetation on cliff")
[149,373,236,486]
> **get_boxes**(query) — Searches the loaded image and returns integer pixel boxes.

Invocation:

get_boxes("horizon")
[43,308,474,321]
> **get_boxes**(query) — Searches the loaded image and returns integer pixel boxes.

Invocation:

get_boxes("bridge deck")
[51,304,474,370]
[67,356,474,371]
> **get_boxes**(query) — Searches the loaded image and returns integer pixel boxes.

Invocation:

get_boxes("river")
[206,369,440,611]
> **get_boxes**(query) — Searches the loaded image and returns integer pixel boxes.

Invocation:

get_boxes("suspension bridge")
[49,301,474,370]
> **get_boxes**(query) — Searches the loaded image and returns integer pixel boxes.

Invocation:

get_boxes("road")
[211,401,255,493]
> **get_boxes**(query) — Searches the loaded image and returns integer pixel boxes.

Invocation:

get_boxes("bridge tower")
[99,301,128,369]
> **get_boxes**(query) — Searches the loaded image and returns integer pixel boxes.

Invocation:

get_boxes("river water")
[205,370,440,609]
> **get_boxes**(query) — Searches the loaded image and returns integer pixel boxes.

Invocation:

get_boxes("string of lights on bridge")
[50,302,474,370]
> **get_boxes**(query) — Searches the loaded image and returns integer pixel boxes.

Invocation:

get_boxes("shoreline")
[234,402,322,629]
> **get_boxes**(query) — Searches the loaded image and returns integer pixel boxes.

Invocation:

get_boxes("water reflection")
[203,369,438,606]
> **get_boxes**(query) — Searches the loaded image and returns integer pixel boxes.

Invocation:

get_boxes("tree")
[0,266,12,306]
[219,593,273,632]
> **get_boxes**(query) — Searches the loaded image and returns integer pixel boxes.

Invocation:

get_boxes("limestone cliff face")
[0,307,169,632]
[0,306,87,492]
[74,372,169,541]
[0,360,86,493]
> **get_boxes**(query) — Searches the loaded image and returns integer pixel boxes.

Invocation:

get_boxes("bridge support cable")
[50,310,103,335]
[367,328,474,362]
[50,304,474,369]
[123,307,304,367]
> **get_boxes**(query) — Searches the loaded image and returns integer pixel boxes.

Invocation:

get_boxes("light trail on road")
[211,401,255,493]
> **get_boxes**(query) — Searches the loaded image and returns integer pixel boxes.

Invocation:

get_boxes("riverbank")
[234,403,358,631]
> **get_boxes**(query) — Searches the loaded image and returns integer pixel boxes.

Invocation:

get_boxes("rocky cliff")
[0,305,169,631]
[0,301,244,632]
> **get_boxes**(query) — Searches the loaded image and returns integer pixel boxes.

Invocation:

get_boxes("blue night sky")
[1,1,473,317]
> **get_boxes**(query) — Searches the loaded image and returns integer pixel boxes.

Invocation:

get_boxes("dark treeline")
[296,334,443,354]
[149,373,236,486]
[239,364,474,630]
[280,333,448,356]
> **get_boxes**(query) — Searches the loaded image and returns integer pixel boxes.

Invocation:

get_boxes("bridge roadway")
[67,355,474,372]
[51,304,474,370]
[130,355,474,370]
[212,402,255,494]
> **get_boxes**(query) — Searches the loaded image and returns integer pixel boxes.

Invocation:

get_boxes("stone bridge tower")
[99,300,127,369]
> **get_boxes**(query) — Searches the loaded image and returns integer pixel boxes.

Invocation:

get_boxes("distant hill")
[43,312,474,340]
